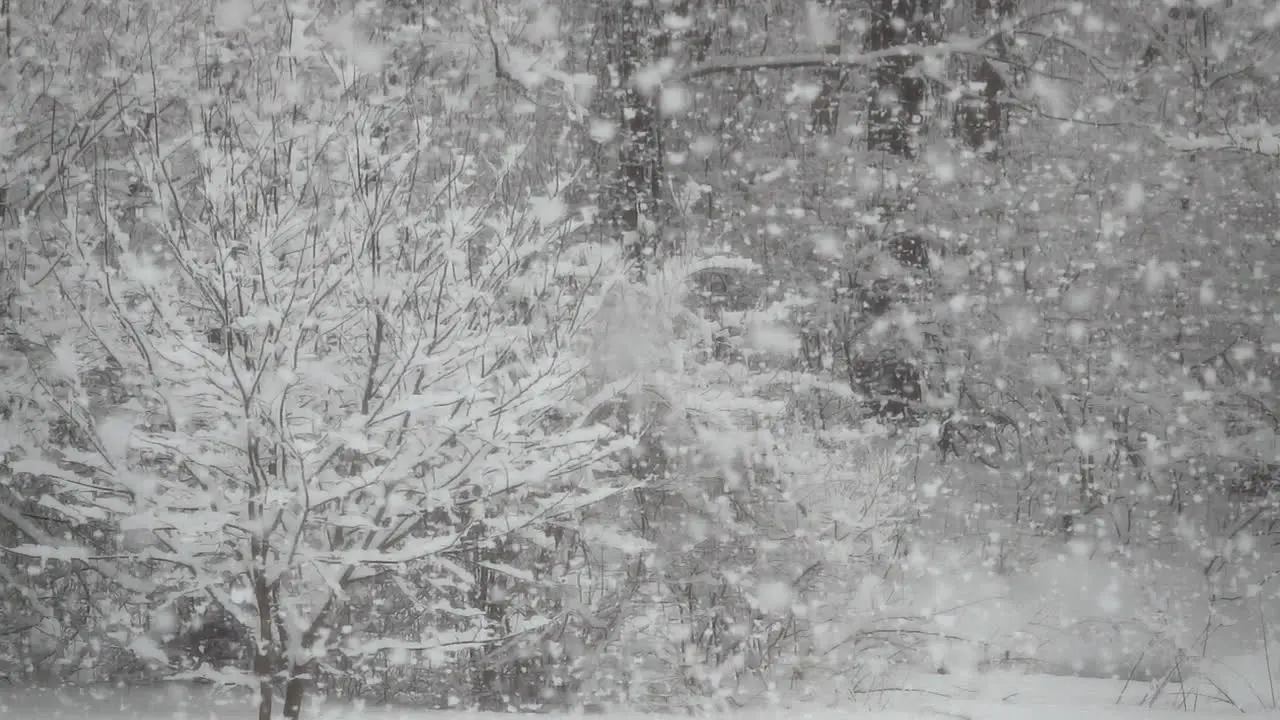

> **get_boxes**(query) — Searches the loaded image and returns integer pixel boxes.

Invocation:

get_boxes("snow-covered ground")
[4,668,1279,720]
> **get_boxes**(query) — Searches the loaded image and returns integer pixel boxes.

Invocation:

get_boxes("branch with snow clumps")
[1159,123,1280,157]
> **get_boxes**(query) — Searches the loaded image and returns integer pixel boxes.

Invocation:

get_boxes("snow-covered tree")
[1,1,633,718]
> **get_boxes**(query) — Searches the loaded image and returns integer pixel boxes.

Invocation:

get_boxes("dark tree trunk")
[956,0,1015,159]
[800,1,848,375]
[254,651,273,720]
[250,529,276,720]
[468,518,509,710]
[865,0,940,157]
[809,1,847,135]
[602,0,664,276]
[283,668,310,720]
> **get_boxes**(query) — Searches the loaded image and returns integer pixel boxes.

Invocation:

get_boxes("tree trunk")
[252,606,274,720]
[600,0,664,276]
[809,0,848,135]
[866,0,940,157]
[955,0,1015,159]
[282,666,310,720]
[250,528,276,720]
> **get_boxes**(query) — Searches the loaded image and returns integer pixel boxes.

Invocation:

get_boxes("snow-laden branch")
[1159,122,1280,156]
[0,502,153,595]
[668,0,1093,84]
[347,622,550,658]
[671,35,992,84]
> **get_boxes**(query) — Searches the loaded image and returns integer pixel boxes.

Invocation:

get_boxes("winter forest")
[0,0,1278,718]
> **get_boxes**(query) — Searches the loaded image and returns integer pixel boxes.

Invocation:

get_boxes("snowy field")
[4,669,1280,720]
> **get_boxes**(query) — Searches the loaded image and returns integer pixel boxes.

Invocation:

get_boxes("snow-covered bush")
[548,257,925,710]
